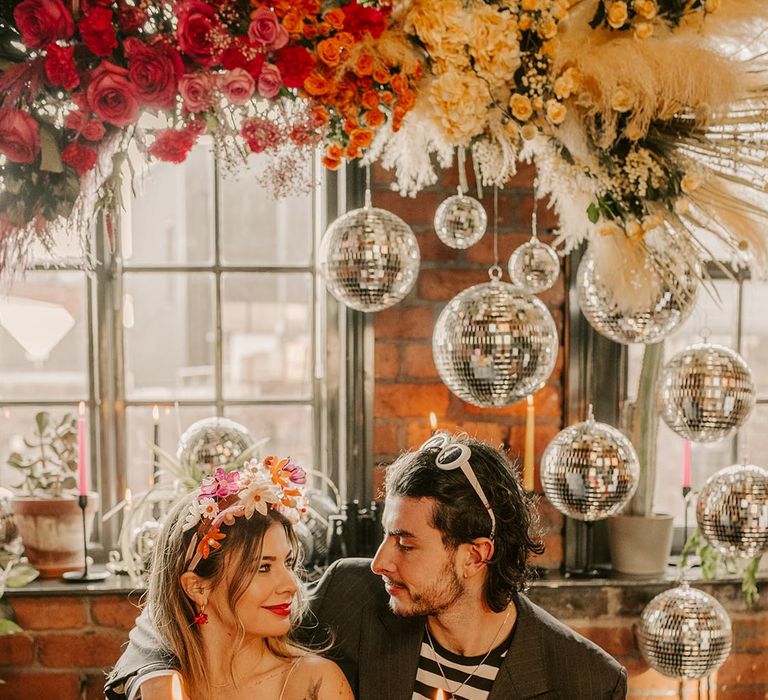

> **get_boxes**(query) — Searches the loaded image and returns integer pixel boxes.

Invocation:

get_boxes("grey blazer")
[107,558,627,700]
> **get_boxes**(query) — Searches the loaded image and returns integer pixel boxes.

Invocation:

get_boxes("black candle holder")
[62,494,109,583]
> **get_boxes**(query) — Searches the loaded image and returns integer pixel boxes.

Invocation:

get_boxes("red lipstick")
[263,603,292,617]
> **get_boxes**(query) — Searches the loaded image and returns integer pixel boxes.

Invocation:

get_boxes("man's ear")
[180,572,209,606]
[462,538,495,577]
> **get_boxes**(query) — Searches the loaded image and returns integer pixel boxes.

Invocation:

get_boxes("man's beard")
[387,558,465,617]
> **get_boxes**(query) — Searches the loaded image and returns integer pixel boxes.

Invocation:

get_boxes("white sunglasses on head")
[419,433,497,540]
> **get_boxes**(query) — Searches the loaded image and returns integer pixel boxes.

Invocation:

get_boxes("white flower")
[199,497,219,520]
[182,501,203,532]
[240,473,280,518]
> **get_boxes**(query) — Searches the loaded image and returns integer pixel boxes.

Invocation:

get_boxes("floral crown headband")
[182,456,307,572]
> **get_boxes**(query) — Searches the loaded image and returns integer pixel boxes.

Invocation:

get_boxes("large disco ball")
[319,206,420,312]
[508,238,560,294]
[177,417,254,481]
[434,193,487,249]
[696,463,768,559]
[657,343,755,442]
[637,582,732,680]
[432,279,558,407]
[577,250,698,344]
[0,487,18,547]
[541,414,639,521]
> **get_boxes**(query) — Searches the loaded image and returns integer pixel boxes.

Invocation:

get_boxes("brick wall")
[370,161,566,569]
[4,583,766,698]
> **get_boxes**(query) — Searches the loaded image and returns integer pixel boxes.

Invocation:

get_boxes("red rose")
[148,128,197,163]
[62,141,98,175]
[274,46,316,89]
[64,110,87,131]
[81,120,105,141]
[124,37,182,110]
[176,0,223,66]
[0,109,41,163]
[79,7,117,57]
[86,61,139,127]
[13,0,74,49]
[220,37,265,79]
[341,1,388,40]
[44,43,79,90]
[117,1,148,32]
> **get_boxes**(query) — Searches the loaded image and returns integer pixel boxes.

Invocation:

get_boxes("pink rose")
[257,63,282,100]
[124,37,182,110]
[81,120,106,141]
[179,73,213,113]
[176,0,223,66]
[0,109,41,163]
[86,61,139,127]
[13,0,74,49]
[219,68,255,106]
[248,8,288,50]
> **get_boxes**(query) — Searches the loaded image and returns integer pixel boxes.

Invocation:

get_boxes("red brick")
[90,596,142,632]
[463,231,529,265]
[375,383,450,418]
[417,268,490,301]
[463,384,561,419]
[531,532,563,570]
[375,343,399,380]
[505,160,537,189]
[518,194,560,232]
[373,421,400,457]
[717,652,766,686]
[0,632,34,666]
[375,305,434,340]
[402,344,437,379]
[570,624,635,657]
[373,190,443,228]
[416,230,460,264]
[405,418,460,448]
[538,274,566,307]
[84,672,109,700]
[731,614,768,652]
[534,498,565,532]
[11,596,87,630]
[37,630,127,668]
[715,688,768,700]
[0,672,80,699]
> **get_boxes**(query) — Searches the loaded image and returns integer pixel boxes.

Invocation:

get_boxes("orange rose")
[336,32,355,49]
[343,118,358,134]
[346,144,362,159]
[282,11,303,34]
[317,38,341,67]
[392,104,407,131]
[302,23,318,39]
[364,108,385,127]
[390,72,408,96]
[372,66,390,84]
[303,0,321,14]
[354,52,375,77]
[322,154,341,169]
[397,90,415,111]
[361,90,379,110]
[324,8,345,29]
[304,71,331,96]
[317,22,331,35]
[326,143,344,159]
[349,128,373,148]
[380,90,394,104]
[311,105,329,126]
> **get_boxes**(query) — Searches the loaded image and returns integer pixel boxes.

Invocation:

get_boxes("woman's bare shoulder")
[285,654,354,700]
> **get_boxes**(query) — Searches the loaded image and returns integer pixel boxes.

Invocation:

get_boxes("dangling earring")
[194,603,208,625]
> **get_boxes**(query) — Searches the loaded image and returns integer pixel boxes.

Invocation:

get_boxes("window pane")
[224,405,313,468]
[124,273,216,401]
[221,273,313,399]
[740,404,768,470]
[219,155,313,266]
[741,279,768,397]
[124,142,214,266]
[0,271,88,401]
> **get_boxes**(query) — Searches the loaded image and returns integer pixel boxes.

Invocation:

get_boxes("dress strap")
[277,657,304,700]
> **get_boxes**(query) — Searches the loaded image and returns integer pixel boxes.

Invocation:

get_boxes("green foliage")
[0,549,40,636]
[6,411,79,497]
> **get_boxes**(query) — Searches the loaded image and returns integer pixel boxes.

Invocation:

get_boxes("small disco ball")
[130,520,163,575]
[0,487,18,547]
[319,206,420,312]
[657,343,755,442]
[434,193,487,249]
[696,463,768,559]
[637,581,732,680]
[432,279,558,407]
[508,238,560,294]
[541,413,639,521]
[177,417,254,479]
[577,250,698,344]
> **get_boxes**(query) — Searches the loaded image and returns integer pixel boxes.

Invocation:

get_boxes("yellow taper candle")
[523,394,535,491]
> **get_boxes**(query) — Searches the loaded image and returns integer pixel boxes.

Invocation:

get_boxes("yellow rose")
[607,1,628,28]
[598,221,623,237]
[510,93,533,121]
[538,17,558,39]
[521,123,538,140]
[634,21,653,39]
[470,7,521,87]
[681,173,703,193]
[430,69,490,144]
[554,67,580,99]
[521,0,539,11]
[541,39,556,57]
[633,0,657,19]
[532,96,544,111]
[546,99,567,124]
[519,13,533,30]
[611,85,635,112]
[403,0,468,67]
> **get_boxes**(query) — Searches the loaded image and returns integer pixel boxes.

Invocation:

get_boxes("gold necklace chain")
[424,607,512,700]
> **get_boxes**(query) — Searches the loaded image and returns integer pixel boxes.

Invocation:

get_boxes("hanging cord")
[531,177,539,240]
[457,147,468,197]
[471,147,483,200]
[364,162,372,209]
[489,186,502,281]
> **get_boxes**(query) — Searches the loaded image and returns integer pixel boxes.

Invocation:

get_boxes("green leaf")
[0,619,21,635]
[34,412,50,436]
[587,203,600,224]
[6,564,39,588]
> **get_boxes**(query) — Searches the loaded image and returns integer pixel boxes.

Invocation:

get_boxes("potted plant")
[607,342,676,576]
[8,411,99,578]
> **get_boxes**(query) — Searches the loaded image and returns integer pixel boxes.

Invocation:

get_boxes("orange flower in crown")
[182,457,307,571]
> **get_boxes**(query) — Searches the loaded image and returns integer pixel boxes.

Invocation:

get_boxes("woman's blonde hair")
[145,492,308,699]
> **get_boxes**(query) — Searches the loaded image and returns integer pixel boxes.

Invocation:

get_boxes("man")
[107,435,627,699]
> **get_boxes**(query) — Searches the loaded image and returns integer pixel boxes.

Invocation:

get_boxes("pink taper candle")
[77,401,88,496]
[682,439,692,489]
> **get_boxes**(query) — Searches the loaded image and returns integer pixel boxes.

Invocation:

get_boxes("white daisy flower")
[240,474,280,518]
[199,497,219,520]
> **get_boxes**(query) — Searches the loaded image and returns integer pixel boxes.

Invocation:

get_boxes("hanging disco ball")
[319,206,420,312]
[541,412,639,521]
[657,343,755,442]
[432,278,558,407]
[508,238,560,294]
[434,193,487,250]
[0,487,18,547]
[577,250,698,345]
[177,417,254,482]
[637,581,732,680]
[130,520,163,576]
[696,463,768,559]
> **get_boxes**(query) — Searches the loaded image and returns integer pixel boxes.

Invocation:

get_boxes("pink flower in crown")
[204,467,241,498]
[284,458,307,485]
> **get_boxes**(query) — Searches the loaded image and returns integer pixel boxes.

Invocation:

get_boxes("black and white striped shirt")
[411,626,515,700]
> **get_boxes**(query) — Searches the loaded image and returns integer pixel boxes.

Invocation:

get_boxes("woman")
[146,456,354,700]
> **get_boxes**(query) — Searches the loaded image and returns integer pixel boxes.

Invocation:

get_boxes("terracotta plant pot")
[608,513,674,577]
[10,493,99,579]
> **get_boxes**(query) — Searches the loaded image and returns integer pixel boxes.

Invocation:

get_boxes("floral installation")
[182,456,307,572]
